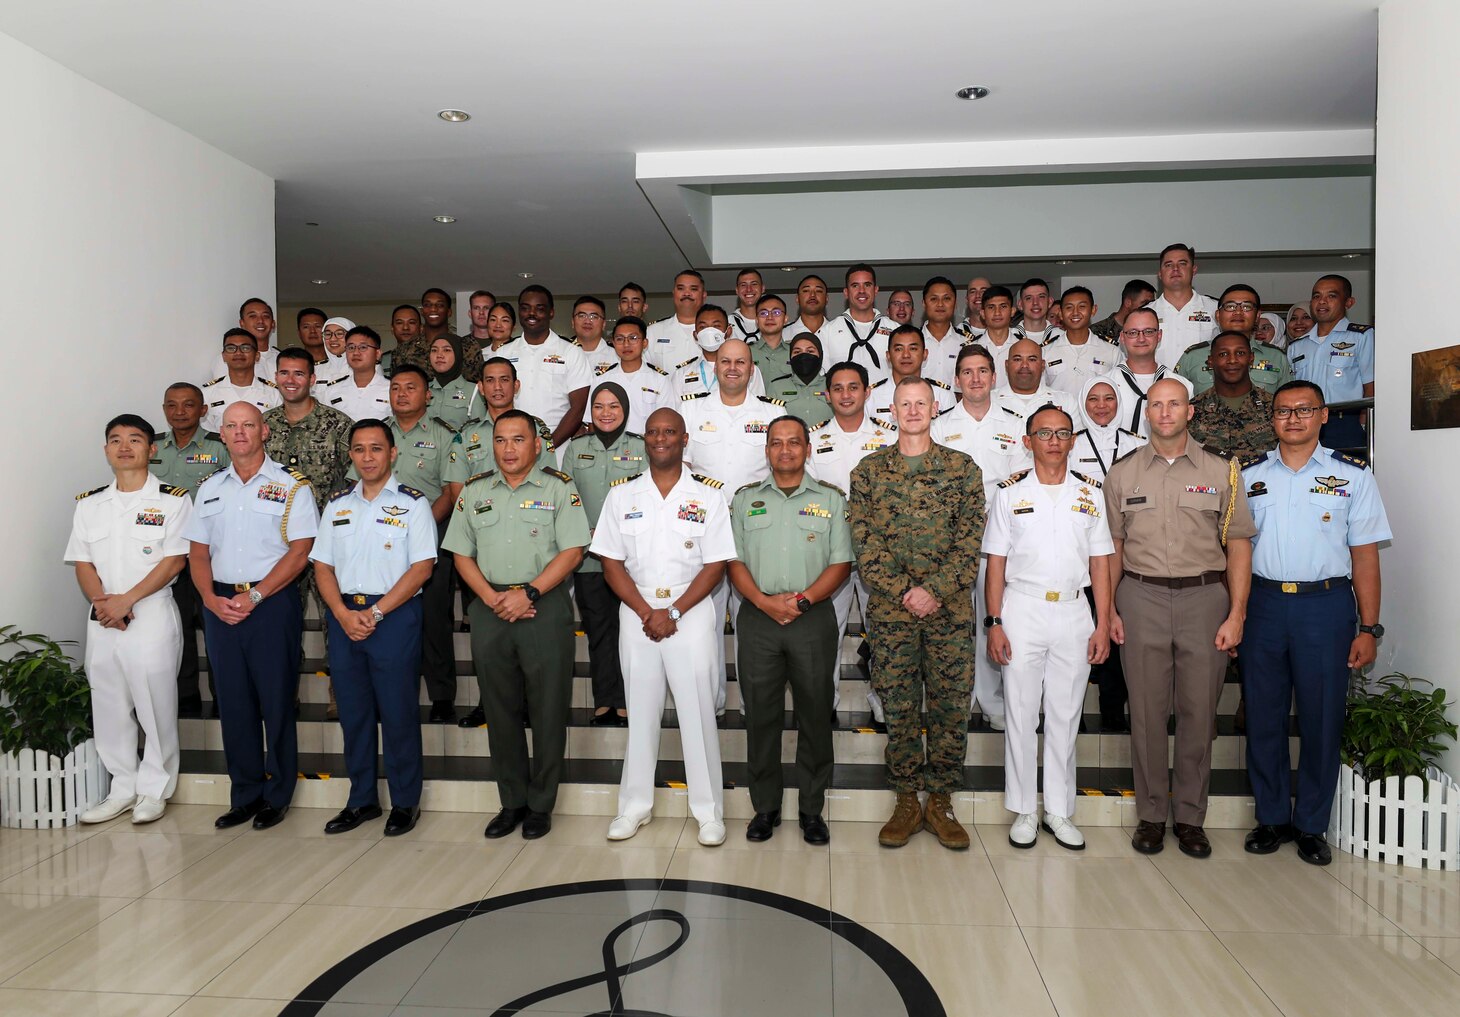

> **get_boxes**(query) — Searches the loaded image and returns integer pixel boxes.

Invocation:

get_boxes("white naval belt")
[637,582,691,601]
[1007,580,1083,603]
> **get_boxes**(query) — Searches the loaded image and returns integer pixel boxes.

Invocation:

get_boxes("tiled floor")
[0,805,1457,1015]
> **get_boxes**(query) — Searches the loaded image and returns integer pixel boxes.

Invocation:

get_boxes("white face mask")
[695,326,726,352]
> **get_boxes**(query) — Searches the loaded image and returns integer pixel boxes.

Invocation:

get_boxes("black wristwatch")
[795,595,812,614]
[1358,622,1384,638]
[523,585,541,603]
[983,615,1002,629]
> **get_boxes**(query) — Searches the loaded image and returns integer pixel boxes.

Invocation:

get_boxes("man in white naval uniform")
[920,276,966,388]
[1013,279,1064,347]
[1108,307,1192,436]
[201,328,281,431]
[568,295,620,379]
[679,339,781,713]
[594,406,736,848]
[729,267,764,343]
[205,298,280,383]
[820,264,898,387]
[1147,243,1219,373]
[494,285,593,451]
[974,285,1021,385]
[1042,286,1120,399]
[646,269,708,372]
[867,326,957,418]
[991,339,1077,425]
[807,361,897,712]
[958,275,993,338]
[985,404,1114,851]
[67,414,195,825]
[930,344,1033,731]
[661,305,766,407]
[324,326,391,421]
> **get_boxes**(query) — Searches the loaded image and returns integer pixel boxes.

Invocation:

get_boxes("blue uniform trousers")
[1238,582,1356,834]
[326,596,424,809]
[206,582,302,809]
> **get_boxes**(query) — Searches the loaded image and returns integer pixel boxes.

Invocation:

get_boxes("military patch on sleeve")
[286,467,312,484]
[1069,472,1102,489]
[542,466,571,482]
[569,492,582,507]
[328,481,359,503]
[610,472,641,487]
[758,396,786,407]
[692,473,724,490]
[997,469,1031,489]
[159,483,189,497]
[75,484,108,501]
[813,479,848,499]
[397,483,426,500]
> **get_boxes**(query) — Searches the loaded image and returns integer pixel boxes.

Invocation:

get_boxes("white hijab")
[1257,312,1286,351]
[1075,375,1145,477]
[322,316,356,365]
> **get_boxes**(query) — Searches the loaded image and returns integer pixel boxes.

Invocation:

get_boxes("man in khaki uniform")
[443,411,589,841]
[729,416,853,845]
[1104,377,1254,859]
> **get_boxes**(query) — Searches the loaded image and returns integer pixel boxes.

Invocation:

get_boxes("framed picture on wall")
[1412,344,1460,430]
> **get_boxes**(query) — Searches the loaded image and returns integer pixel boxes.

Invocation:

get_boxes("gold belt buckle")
[1281,582,1298,594]
[655,587,671,599]
[232,582,253,593]
[350,594,367,606]
[1045,590,1060,602]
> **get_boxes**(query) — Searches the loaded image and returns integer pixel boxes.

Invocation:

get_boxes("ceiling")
[0,0,1379,302]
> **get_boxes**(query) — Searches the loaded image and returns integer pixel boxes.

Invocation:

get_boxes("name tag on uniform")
[1247,482,1267,498]
[413,441,436,450]
[1291,354,1307,365]
[577,453,596,461]
[815,446,835,454]
[332,518,350,526]
[1125,496,1147,506]
[1013,507,1035,515]
[624,510,643,520]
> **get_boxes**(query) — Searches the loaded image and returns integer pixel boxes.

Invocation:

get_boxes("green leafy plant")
[1342,672,1457,782]
[0,626,93,759]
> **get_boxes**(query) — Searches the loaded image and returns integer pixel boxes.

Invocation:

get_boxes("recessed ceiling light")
[305,221,319,227]
[518,272,534,279]
[955,85,990,101]
[310,279,328,285]
[433,215,457,224]
[1341,253,1362,259]
[781,266,797,272]
[437,109,471,122]
[1056,259,1073,266]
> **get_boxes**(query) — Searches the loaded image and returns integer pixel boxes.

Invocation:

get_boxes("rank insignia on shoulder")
[675,355,701,369]
[1069,471,1102,489]
[594,363,614,376]
[397,483,426,500]
[286,468,311,484]
[929,379,952,390]
[542,467,571,482]
[205,376,225,386]
[681,391,709,401]
[610,472,640,487]
[870,416,897,430]
[464,470,497,485]
[329,482,358,502]
[1183,341,1209,354]
[262,378,278,388]
[1206,446,1235,460]
[758,396,786,406]
[1332,451,1369,468]
[75,484,108,500]
[692,473,724,489]
[734,480,760,494]
[159,483,189,497]
[1111,447,1141,466]
[1239,453,1267,470]
[998,470,1030,488]
[641,363,666,375]
[814,479,848,499]
[1347,322,1372,332]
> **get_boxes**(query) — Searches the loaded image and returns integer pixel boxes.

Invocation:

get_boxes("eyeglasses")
[222,343,256,354]
[1219,301,1258,313]
[1272,405,1322,419]
[1031,428,1075,441]
[344,343,377,353]
[572,311,605,322]
[757,308,787,319]
[1120,328,1159,340]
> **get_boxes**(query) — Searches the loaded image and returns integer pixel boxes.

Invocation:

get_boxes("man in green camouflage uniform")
[391,289,487,384]
[764,333,832,428]
[851,377,985,851]
[1189,332,1277,457]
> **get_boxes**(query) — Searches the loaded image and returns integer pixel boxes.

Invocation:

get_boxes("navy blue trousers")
[1238,582,1356,834]
[206,583,302,809]
[326,596,425,809]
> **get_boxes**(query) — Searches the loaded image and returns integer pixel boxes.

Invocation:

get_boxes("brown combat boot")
[878,792,924,848]
[923,793,970,850]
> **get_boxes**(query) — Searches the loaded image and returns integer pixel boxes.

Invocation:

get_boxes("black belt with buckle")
[1123,571,1224,590]
[489,582,528,593]
[213,580,263,595]
[347,593,386,607]
[1254,577,1352,595]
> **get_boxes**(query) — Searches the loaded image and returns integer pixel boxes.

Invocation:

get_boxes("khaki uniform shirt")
[441,466,590,584]
[730,474,853,594]
[565,430,648,574]
[150,430,230,495]
[1103,440,1256,578]
[262,401,354,509]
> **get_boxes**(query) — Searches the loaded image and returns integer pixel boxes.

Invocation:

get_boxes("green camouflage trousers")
[871,617,974,793]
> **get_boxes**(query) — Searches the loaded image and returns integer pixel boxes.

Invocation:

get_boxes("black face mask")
[790,352,822,384]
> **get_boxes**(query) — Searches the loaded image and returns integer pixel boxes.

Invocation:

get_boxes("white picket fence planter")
[1328,764,1460,869]
[0,740,110,829]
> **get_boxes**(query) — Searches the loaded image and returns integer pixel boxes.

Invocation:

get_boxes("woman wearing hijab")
[1072,375,1147,732]
[427,335,477,431]
[1255,312,1286,350]
[564,382,645,725]
[1284,303,1314,349]
[316,316,355,391]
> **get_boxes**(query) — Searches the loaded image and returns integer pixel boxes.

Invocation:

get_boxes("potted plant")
[0,625,109,828]
[1330,671,1460,869]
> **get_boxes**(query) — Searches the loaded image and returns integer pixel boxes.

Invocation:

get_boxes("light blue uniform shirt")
[1242,446,1391,582]
[1286,317,1375,404]
[183,457,320,582]
[309,474,438,594]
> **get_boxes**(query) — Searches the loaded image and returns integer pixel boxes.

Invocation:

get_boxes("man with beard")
[647,269,708,372]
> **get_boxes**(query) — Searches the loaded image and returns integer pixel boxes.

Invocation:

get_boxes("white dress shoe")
[986,714,1006,732]
[606,814,650,841]
[80,794,136,824]
[1042,814,1085,850]
[1008,813,1039,848]
[697,820,727,847]
[131,795,166,824]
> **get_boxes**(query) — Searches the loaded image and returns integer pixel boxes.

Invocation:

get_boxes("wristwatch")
[983,615,1002,629]
[523,585,541,603]
[370,606,385,623]
[1358,622,1385,638]
[667,606,682,622]
[795,595,812,614]
[247,588,264,606]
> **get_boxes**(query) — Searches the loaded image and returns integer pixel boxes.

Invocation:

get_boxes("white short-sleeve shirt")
[64,474,195,603]
[590,471,737,586]
[984,468,1114,592]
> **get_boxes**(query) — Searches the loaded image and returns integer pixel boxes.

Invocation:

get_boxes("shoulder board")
[692,473,724,490]
[430,416,459,434]
[928,378,952,391]
[202,430,222,442]
[647,363,669,376]
[813,479,848,499]
[681,391,709,401]
[1069,471,1102,489]
[1111,446,1141,466]
[758,396,786,407]
[1333,451,1370,469]
[568,337,583,348]
[1347,322,1372,333]
[286,467,311,484]
[809,419,831,432]
[262,378,278,388]
[328,481,358,503]
[1118,427,1142,439]
[734,480,761,495]
[205,375,224,386]
[1239,453,1267,471]
[1202,293,1220,303]
[998,470,1031,489]
[542,466,571,482]
[1183,341,1209,354]
[674,355,701,369]
[1204,445,1234,460]
[159,483,189,498]
[622,431,644,441]
[610,472,641,487]
[534,419,555,446]
[397,483,426,500]
[464,470,496,485]
[650,315,671,325]
[75,484,108,501]
[870,416,897,430]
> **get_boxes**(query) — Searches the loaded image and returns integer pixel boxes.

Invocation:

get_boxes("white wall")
[0,31,275,644]
[1375,0,1460,774]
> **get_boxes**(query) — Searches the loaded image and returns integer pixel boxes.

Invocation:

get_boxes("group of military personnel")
[64,244,1389,863]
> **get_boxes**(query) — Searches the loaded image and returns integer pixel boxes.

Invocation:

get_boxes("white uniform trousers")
[830,571,870,711]
[617,585,724,827]
[708,576,741,715]
[1001,588,1094,818]
[83,595,183,800]
[971,571,1005,722]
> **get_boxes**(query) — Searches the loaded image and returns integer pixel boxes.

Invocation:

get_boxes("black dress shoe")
[458,706,486,728]
[485,806,528,839]
[252,803,289,830]
[324,804,383,835]
[384,806,421,837]
[1244,823,1294,855]
[1131,820,1166,854]
[1101,714,1129,734]
[591,710,617,727]
[521,811,552,839]
[429,700,457,724]
[799,813,830,844]
[177,696,203,719]
[1295,831,1332,866]
[215,799,265,829]
[746,810,781,842]
[614,711,628,728]
[1174,822,1212,858]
